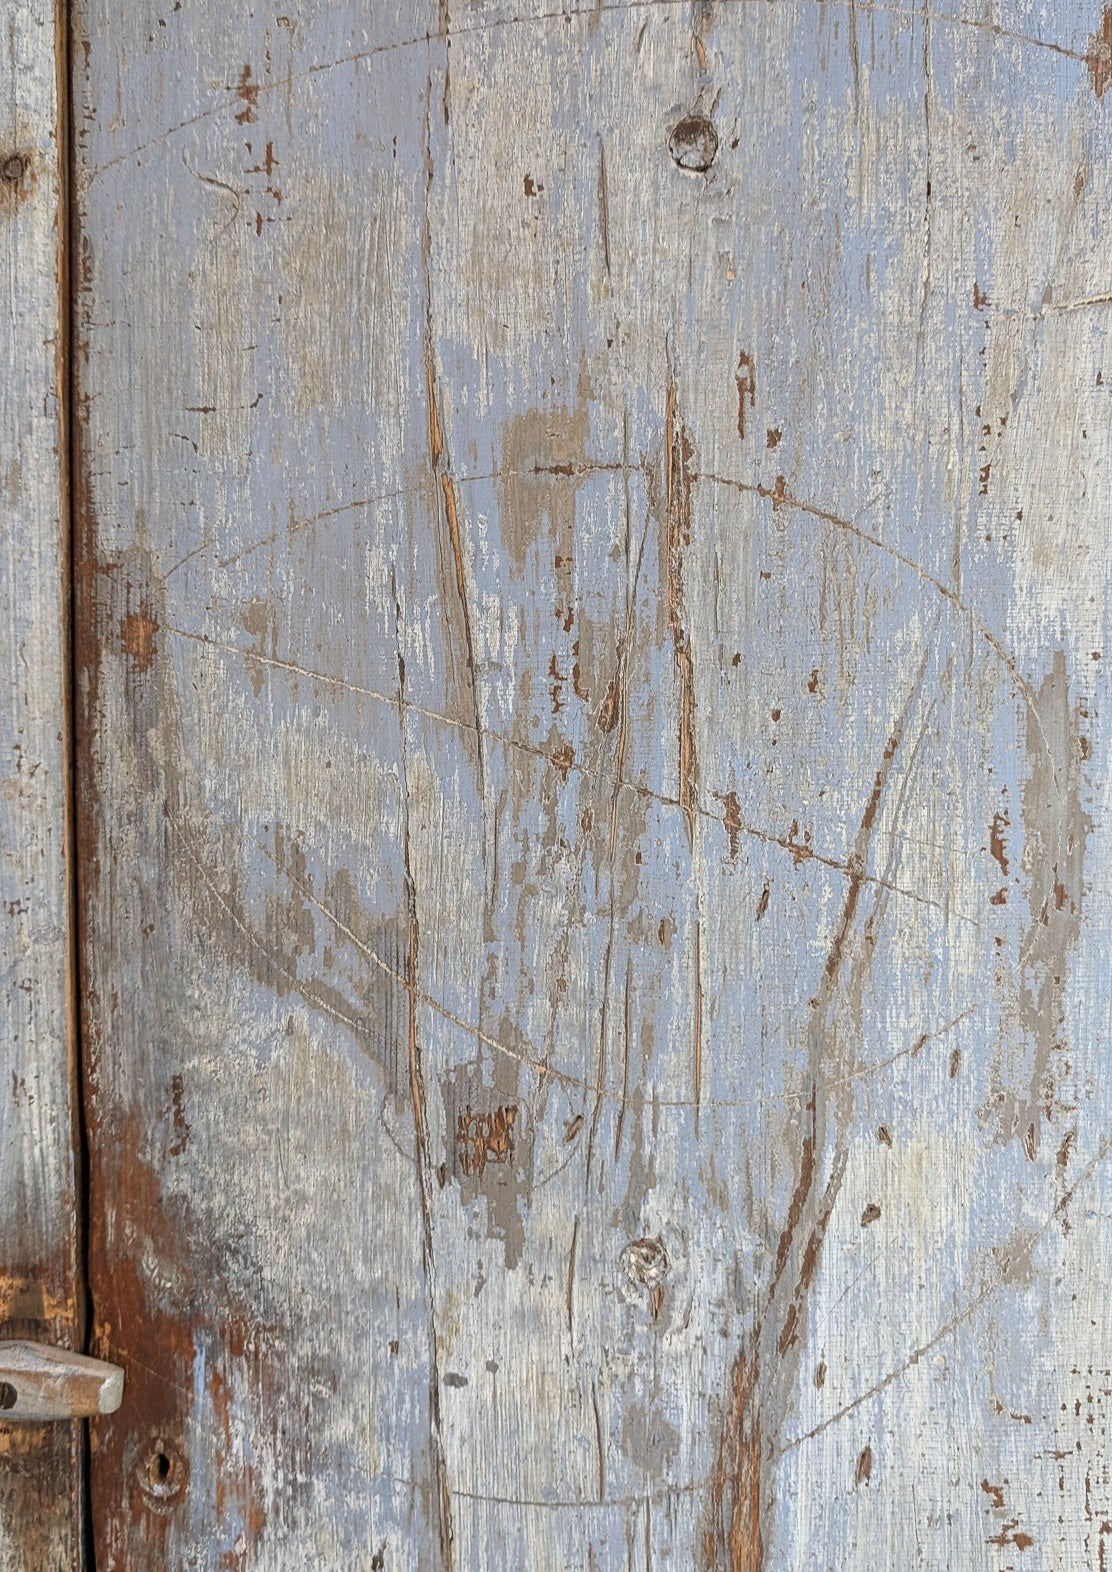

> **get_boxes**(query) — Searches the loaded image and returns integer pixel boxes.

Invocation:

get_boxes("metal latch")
[0,1341,124,1420]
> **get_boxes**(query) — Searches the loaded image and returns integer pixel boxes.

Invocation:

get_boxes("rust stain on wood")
[455,1104,517,1178]
[119,605,159,671]
[1088,8,1112,98]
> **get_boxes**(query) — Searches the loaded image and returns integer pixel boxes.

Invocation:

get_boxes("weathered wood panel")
[0,3,83,1568]
[75,2,1112,1567]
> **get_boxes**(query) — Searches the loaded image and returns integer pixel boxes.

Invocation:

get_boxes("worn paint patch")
[441,1062,534,1269]
[987,653,1088,1157]
[495,401,593,576]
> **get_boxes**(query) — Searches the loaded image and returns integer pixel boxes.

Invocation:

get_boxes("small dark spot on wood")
[981,1479,1005,1509]
[949,1048,961,1078]
[0,1382,16,1410]
[735,351,755,439]
[855,1444,873,1485]
[770,708,781,723]
[989,809,1010,877]
[443,1371,468,1388]
[988,1522,1035,1551]
[813,1361,826,1388]
[668,114,718,172]
[597,679,619,732]
[756,881,771,922]
[168,1072,190,1156]
[564,1112,585,1143]
[766,427,782,449]
[389,1340,399,1356]
[876,1124,892,1146]
[861,1203,881,1227]
[552,741,575,782]
[235,63,259,124]
[720,789,741,861]
[2,154,26,184]
[523,173,543,196]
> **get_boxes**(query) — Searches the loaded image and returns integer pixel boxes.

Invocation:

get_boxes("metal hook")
[0,1340,124,1421]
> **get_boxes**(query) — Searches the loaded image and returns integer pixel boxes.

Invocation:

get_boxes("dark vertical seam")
[58,0,96,1564]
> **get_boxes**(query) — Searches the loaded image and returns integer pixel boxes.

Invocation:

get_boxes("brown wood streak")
[664,354,699,844]
[708,654,930,1568]
[421,66,484,806]
[706,1351,763,1572]
[586,428,651,1183]
[394,583,455,1569]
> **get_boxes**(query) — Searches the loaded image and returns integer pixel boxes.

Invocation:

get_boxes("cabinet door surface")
[0,4,82,1568]
[74,3,1112,1568]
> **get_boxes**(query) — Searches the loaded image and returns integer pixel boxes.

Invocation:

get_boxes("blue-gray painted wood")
[75,3,1112,1566]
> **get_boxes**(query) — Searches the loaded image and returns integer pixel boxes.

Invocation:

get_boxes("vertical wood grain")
[0,3,82,1568]
[75,3,1112,1567]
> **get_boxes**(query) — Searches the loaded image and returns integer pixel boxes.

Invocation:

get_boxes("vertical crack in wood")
[393,573,455,1571]
[664,353,699,847]
[59,0,96,1561]
[586,419,650,1188]
[420,62,485,826]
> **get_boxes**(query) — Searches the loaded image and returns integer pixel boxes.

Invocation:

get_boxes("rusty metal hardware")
[0,1340,124,1420]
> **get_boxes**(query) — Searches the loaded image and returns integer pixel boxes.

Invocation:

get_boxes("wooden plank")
[0,3,83,1568]
[75,2,1112,1566]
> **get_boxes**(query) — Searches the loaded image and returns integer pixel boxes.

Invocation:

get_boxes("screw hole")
[2,154,26,184]
[138,1438,185,1506]
[0,1382,16,1410]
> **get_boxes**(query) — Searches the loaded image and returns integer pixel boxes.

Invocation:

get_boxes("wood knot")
[620,1236,668,1291]
[2,154,26,184]
[668,114,718,173]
